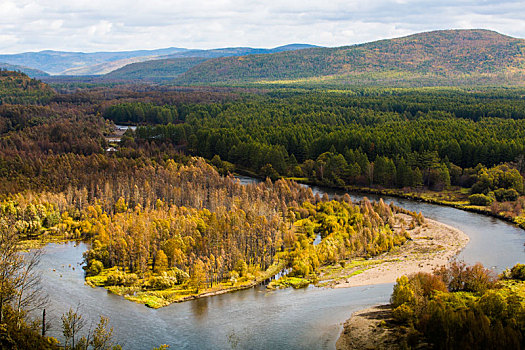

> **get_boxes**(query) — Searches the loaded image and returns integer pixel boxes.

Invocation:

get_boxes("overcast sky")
[1,0,525,53]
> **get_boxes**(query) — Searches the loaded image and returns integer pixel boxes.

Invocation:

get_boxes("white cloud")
[0,0,524,53]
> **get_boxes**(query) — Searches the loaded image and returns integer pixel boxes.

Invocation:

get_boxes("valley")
[2,28,525,349]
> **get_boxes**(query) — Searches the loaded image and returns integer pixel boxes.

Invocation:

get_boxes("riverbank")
[274,172,525,231]
[238,171,525,232]
[34,182,525,350]
[334,218,469,349]
[336,305,400,350]
[342,185,525,230]
[336,273,525,350]
[326,218,468,288]
[86,257,288,308]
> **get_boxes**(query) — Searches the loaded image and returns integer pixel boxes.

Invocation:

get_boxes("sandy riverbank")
[336,305,399,350]
[332,218,469,288]
[335,218,468,349]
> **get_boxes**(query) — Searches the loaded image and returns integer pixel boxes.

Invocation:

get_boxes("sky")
[1,0,525,53]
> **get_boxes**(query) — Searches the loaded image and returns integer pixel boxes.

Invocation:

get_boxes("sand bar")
[332,218,469,288]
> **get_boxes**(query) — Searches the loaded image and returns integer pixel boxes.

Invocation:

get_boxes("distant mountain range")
[4,29,525,86]
[0,48,188,75]
[0,44,317,76]
[0,62,49,78]
[104,44,317,81]
[105,57,210,81]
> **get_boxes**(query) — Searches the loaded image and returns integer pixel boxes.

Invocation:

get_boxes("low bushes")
[468,193,494,206]
[105,271,139,287]
[390,262,524,349]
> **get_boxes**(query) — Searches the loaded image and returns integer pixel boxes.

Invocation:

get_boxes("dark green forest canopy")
[2,71,523,193]
[115,88,525,190]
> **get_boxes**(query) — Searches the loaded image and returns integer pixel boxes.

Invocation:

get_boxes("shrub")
[469,193,494,206]
[234,259,248,277]
[105,271,138,287]
[435,261,495,294]
[260,164,279,181]
[392,303,415,323]
[494,188,519,202]
[391,276,415,308]
[409,272,447,299]
[86,259,103,276]
[463,263,496,293]
[169,267,189,283]
[478,290,507,320]
[510,263,525,280]
[145,274,177,290]
[291,259,311,277]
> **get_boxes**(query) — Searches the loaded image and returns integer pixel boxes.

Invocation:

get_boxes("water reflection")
[191,297,209,319]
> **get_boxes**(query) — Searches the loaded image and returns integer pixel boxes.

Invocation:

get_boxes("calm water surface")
[37,178,525,349]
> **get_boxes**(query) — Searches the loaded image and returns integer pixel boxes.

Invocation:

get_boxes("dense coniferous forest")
[111,88,525,195]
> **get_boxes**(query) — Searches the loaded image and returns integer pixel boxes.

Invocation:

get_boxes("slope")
[0,45,318,77]
[102,44,318,80]
[0,48,189,75]
[104,57,210,81]
[0,63,49,78]
[0,70,55,104]
[173,29,525,86]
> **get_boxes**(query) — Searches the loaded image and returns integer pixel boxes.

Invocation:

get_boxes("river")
[36,178,525,349]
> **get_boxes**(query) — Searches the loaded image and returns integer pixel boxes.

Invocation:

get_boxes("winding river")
[36,178,525,349]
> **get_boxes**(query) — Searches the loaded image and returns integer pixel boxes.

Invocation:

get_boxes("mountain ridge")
[0,70,55,104]
[0,62,49,78]
[171,29,525,86]
[0,47,189,75]
[8,29,525,87]
[0,44,318,76]
[103,44,319,81]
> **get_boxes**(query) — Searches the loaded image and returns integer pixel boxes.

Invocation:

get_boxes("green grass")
[268,276,311,289]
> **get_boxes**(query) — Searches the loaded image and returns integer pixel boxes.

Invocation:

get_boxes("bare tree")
[0,215,49,331]
[61,308,121,350]
[91,316,114,350]
[15,248,49,329]
[0,216,24,324]
[62,306,87,349]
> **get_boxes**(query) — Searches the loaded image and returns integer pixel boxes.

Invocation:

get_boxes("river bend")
[37,179,525,349]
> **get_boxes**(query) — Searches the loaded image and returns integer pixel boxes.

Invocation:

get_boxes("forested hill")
[173,29,525,86]
[103,44,318,81]
[0,70,55,104]
[105,57,210,81]
[0,63,49,78]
